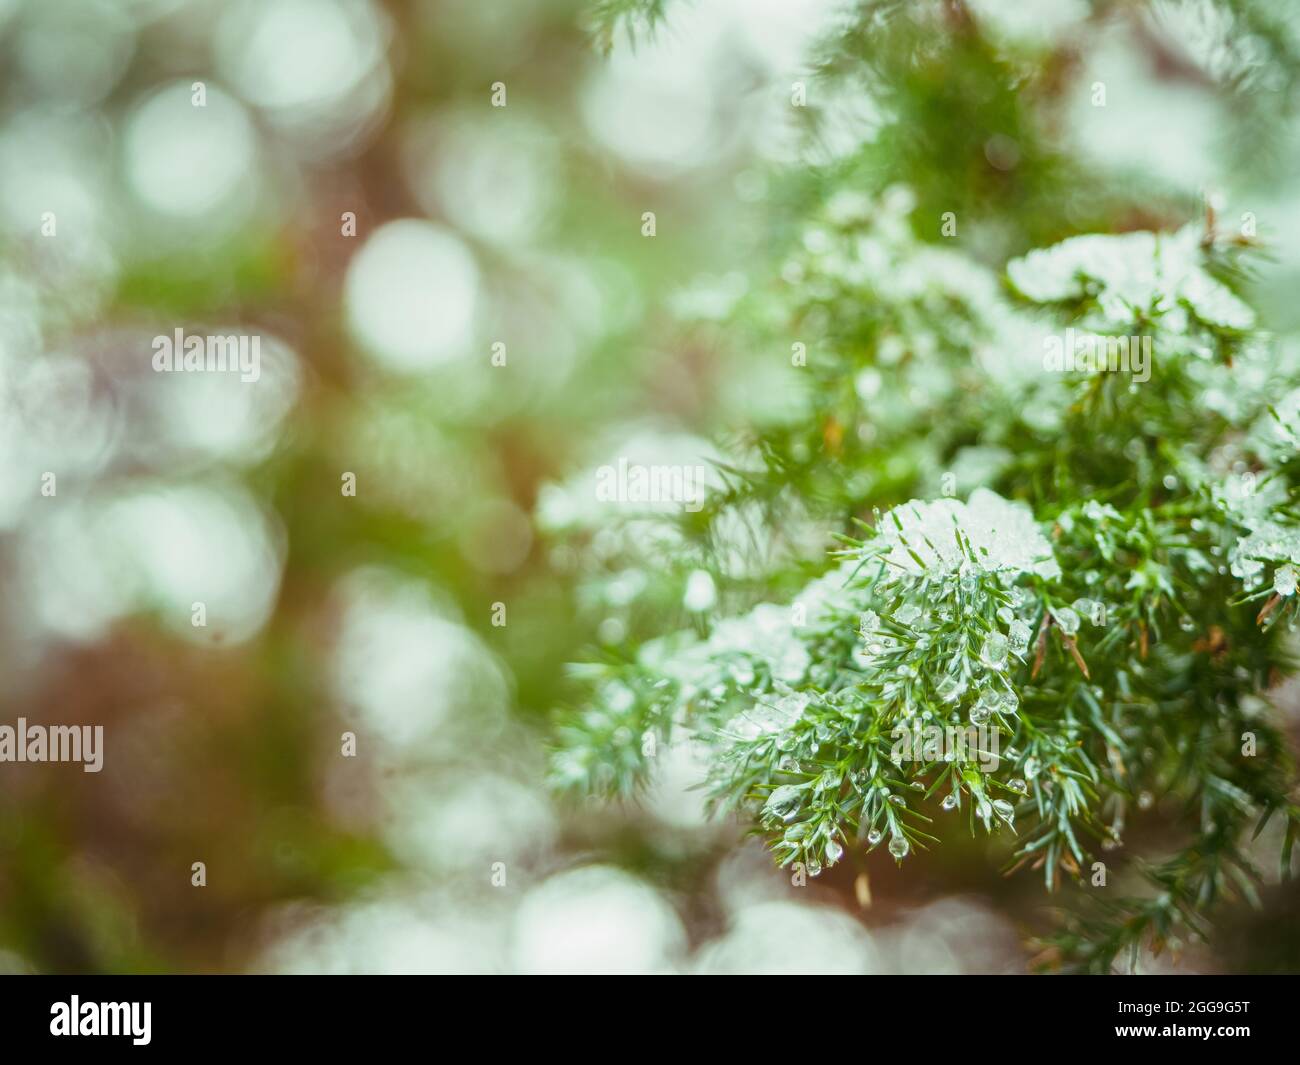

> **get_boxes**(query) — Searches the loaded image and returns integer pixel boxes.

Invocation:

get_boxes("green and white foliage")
[552,0,1300,973]
[551,196,1300,971]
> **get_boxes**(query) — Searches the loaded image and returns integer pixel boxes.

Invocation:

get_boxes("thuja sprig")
[548,0,1300,972]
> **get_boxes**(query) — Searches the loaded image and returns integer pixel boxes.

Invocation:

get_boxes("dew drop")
[1007,620,1032,656]
[1053,606,1080,636]
[981,631,1009,670]
[1275,563,1298,597]
[763,785,803,822]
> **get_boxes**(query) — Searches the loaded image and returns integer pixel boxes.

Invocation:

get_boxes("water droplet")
[909,781,924,791]
[888,835,910,859]
[763,785,803,822]
[980,631,1009,670]
[1137,790,1154,810]
[895,603,922,626]
[1274,563,1298,597]
[825,839,844,864]
[1074,598,1107,626]
[970,688,1006,724]
[867,828,883,846]
[941,793,958,811]
[1009,778,1026,792]
[888,794,906,807]
[1178,615,1196,633]
[1007,620,1032,655]
[992,799,1015,823]
[1053,606,1080,636]
[936,674,968,704]
[1024,756,1040,780]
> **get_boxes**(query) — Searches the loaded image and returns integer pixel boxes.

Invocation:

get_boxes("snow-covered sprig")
[1007,225,1255,336]
[1196,471,1300,624]
[549,3,1300,969]
[1228,513,1300,624]
[708,490,1072,871]
[552,490,1066,872]
[865,487,1061,582]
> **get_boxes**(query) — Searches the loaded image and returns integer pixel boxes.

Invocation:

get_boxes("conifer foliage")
[553,0,1300,972]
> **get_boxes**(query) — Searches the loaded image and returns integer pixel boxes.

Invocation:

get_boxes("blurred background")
[1,0,1299,973]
